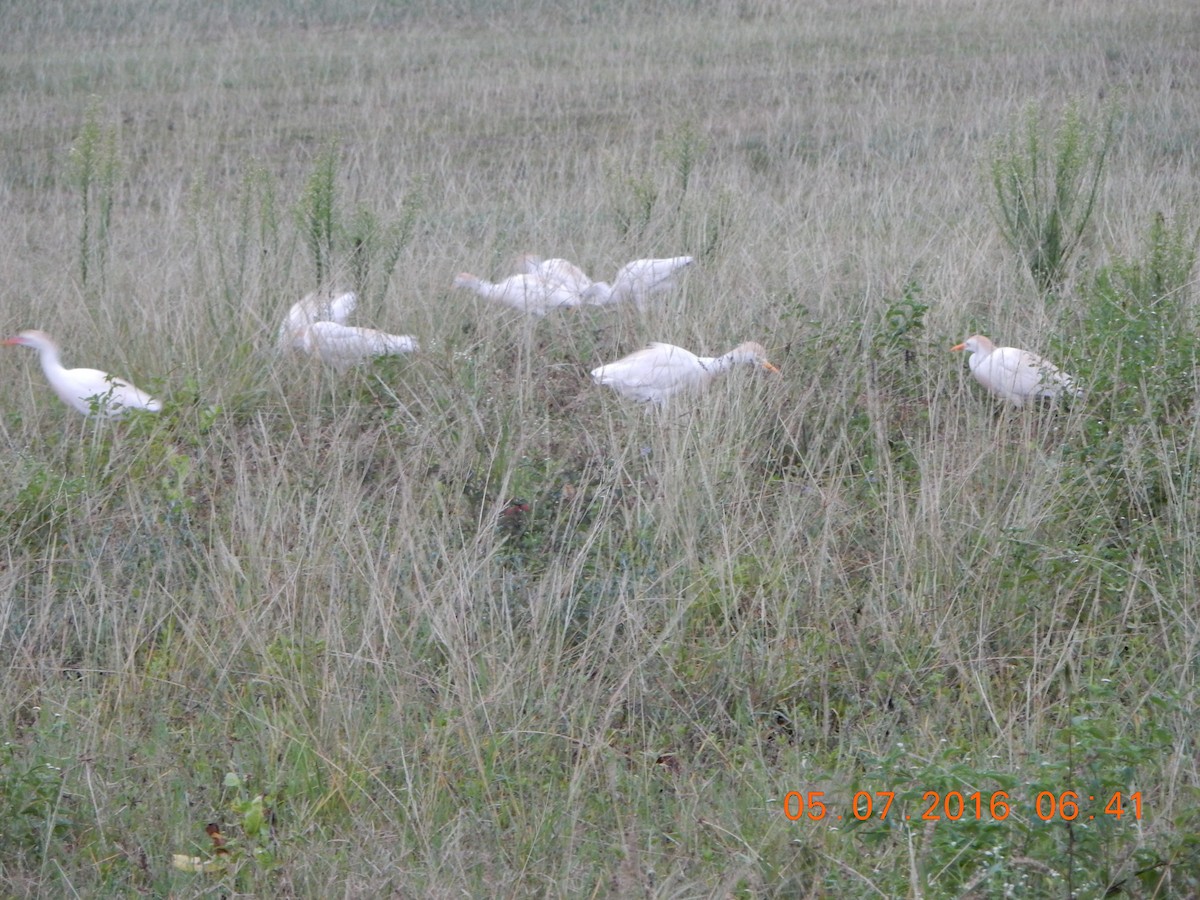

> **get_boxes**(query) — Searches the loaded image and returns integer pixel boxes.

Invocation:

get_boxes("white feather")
[583,256,694,308]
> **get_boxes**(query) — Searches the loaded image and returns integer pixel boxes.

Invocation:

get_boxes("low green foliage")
[1053,213,1198,555]
[170,772,278,888]
[0,737,72,866]
[849,683,1178,897]
[7,460,89,551]
[664,120,704,201]
[606,122,732,257]
[344,195,422,308]
[609,165,661,241]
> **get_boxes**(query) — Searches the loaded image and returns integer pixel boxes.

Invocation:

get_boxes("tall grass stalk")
[67,99,121,294]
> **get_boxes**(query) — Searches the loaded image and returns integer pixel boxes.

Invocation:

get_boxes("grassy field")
[2,1,1199,896]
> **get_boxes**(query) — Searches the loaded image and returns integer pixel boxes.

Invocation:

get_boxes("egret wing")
[614,256,694,297]
[591,343,701,403]
[986,347,1074,401]
[306,322,418,372]
[537,259,593,294]
[61,368,159,416]
[325,291,357,324]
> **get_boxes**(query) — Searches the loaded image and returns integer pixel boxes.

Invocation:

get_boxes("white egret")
[277,289,357,351]
[452,271,584,317]
[583,256,694,308]
[3,329,161,417]
[590,340,779,406]
[295,321,419,373]
[951,334,1082,406]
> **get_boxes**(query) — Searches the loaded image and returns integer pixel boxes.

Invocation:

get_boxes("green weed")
[298,143,339,286]
[1054,213,1198,552]
[171,772,278,887]
[990,101,1115,296]
[295,145,422,304]
[68,98,121,293]
[0,737,73,866]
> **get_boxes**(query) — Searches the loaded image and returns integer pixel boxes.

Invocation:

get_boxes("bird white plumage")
[4,329,162,417]
[583,256,695,308]
[277,289,358,351]
[295,321,419,373]
[516,255,594,295]
[452,271,585,317]
[951,334,1081,406]
[590,340,779,406]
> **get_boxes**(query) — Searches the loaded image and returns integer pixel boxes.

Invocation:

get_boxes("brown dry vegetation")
[1,1,1199,896]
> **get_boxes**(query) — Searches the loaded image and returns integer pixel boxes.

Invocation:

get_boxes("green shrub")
[852,684,1184,898]
[0,737,73,865]
[1057,212,1198,542]
[990,101,1114,296]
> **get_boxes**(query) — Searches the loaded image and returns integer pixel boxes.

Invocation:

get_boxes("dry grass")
[1,1,1199,896]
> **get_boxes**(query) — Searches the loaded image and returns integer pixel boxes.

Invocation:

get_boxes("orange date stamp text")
[781,790,1143,823]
